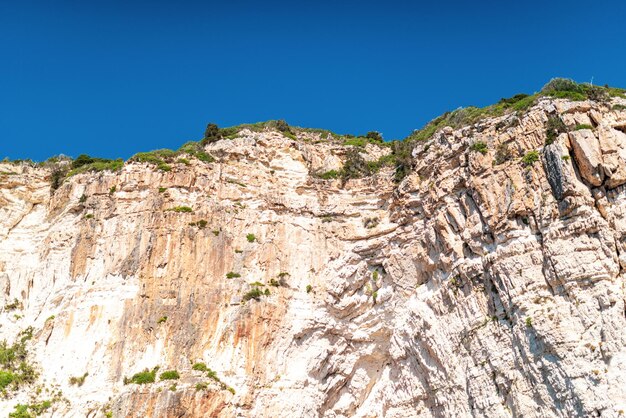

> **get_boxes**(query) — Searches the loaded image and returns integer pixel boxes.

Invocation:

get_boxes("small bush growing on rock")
[192,362,208,372]
[195,382,208,391]
[269,279,280,287]
[202,123,222,145]
[157,316,167,324]
[9,400,53,418]
[189,220,208,229]
[469,141,488,155]
[4,298,23,311]
[109,186,116,195]
[525,317,533,328]
[545,116,567,145]
[124,367,158,385]
[246,233,256,243]
[540,78,587,101]
[494,143,514,165]
[69,372,88,387]
[363,217,379,229]
[341,148,372,181]
[306,285,312,293]
[79,194,87,203]
[167,206,193,213]
[316,170,340,180]
[158,187,167,193]
[159,370,180,381]
[243,287,263,302]
[225,272,241,279]
[522,151,540,166]
[574,124,593,130]
[365,131,383,143]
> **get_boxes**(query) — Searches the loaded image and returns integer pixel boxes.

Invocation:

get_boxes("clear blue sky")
[2,0,626,161]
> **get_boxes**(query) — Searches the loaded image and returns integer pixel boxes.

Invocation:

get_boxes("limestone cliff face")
[1,97,626,418]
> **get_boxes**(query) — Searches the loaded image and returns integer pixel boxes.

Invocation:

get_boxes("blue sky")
[2,0,626,160]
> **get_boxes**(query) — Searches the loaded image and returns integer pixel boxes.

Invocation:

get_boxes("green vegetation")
[545,115,567,145]
[79,194,87,203]
[202,123,222,144]
[246,233,256,243]
[68,154,124,177]
[494,143,514,165]
[226,272,241,279]
[539,78,626,102]
[242,287,263,301]
[191,362,235,394]
[525,317,533,328]
[157,316,167,324]
[372,291,378,304]
[522,151,540,166]
[574,124,594,130]
[192,362,208,372]
[189,220,208,229]
[469,141,488,155]
[50,166,67,190]
[249,281,265,287]
[159,370,180,381]
[406,94,537,144]
[130,150,174,172]
[84,214,94,219]
[269,278,280,287]
[158,187,167,193]
[124,367,158,385]
[306,285,312,293]
[316,170,341,180]
[562,155,571,161]
[177,141,215,163]
[613,104,626,111]
[0,327,37,395]
[9,400,53,418]
[130,141,215,172]
[167,206,193,213]
[69,372,88,387]
[226,178,247,187]
[109,186,116,195]
[4,298,23,311]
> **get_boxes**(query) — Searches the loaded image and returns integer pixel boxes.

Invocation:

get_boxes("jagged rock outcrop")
[1,96,626,417]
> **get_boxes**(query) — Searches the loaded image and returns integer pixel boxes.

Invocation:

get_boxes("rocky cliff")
[1,91,626,417]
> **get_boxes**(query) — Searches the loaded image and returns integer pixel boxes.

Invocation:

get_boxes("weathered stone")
[1,97,626,417]
[569,129,604,186]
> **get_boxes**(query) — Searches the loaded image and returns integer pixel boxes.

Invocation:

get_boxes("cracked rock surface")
[1,98,626,417]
